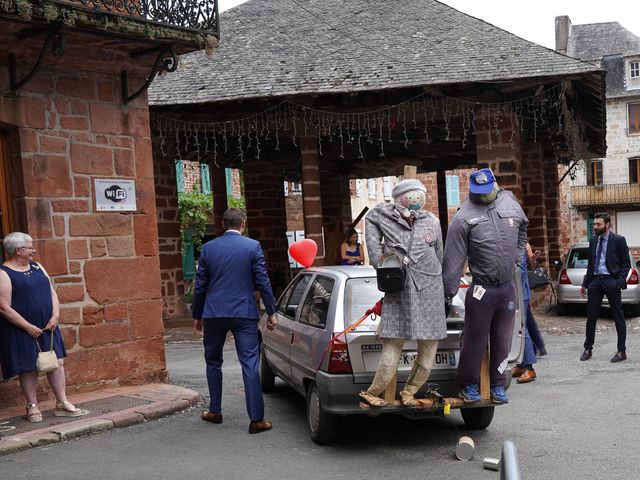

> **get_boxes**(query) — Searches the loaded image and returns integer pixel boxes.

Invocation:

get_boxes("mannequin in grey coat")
[359,179,447,407]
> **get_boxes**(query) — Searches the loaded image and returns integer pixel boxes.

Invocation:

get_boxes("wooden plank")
[479,349,490,400]
[383,373,397,403]
[403,165,417,179]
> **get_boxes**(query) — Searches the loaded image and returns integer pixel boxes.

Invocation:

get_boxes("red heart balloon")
[289,239,317,268]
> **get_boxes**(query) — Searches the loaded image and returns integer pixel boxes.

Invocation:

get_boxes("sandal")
[54,400,88,418]
[358,390,388,407]
[399,391,419,407]
[24,403,43,423]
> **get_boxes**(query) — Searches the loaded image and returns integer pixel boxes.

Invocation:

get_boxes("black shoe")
[610,351,627,363]
[580,349,592,361]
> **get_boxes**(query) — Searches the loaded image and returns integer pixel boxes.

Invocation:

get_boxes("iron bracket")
[121,46,178,104]
[9,25,65,92]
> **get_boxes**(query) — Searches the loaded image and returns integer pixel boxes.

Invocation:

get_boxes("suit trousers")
[584,276,626,352]
[203,317,264,422]
[456,282,516,387]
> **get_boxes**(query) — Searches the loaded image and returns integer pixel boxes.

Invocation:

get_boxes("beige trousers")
[367,338,439,397]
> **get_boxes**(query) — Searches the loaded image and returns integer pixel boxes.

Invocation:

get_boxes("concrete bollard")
[455,436,475,461]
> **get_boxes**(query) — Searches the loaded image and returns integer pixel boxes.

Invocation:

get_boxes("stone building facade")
[0,1,216,406]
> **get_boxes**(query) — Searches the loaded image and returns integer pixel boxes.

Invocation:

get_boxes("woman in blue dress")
[339,228,365,265]
[0,232,86,422]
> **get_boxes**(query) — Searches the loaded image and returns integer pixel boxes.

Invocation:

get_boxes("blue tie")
[594,237,603,274]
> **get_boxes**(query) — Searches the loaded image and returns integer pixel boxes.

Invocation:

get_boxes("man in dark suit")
[580,213,631,362]
[192,208,277,433]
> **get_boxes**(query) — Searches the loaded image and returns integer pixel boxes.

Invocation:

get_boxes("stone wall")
[0,24,165,406]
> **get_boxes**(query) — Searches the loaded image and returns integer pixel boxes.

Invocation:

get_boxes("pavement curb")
[0,384,202,456]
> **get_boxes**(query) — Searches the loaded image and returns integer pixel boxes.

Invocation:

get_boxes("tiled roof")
[149,0,599,106]
[567,22,640,62]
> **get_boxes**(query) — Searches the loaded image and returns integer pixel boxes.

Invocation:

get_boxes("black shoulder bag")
[376,225,415,293]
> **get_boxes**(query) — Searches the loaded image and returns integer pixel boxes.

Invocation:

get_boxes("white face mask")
[394,189,426,215]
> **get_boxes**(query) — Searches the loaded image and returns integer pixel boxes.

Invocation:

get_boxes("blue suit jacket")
[192,231,276,319]
[582,231,631,290]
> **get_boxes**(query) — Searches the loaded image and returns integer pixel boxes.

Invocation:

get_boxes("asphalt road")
[2,317,639,480]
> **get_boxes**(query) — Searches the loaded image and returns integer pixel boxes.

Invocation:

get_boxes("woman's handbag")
[527,267,551,290]
[36,330,59,373]
[377,251,406,293]
[376,224,415,293]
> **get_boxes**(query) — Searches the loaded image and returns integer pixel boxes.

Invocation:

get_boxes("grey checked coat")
[366,204,447,340]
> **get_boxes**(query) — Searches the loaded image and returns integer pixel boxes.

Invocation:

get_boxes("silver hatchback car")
[556,243,640,317]
[259,265,523,444]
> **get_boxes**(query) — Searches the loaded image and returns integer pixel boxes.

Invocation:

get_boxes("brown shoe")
[201,410,223,424]
[610,351,627,363]
[517,369,537,383]
[511,366,525,378]
[580,349,592,361]
[248,419,272,434]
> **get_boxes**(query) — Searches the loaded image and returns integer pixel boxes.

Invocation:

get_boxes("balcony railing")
[571,183,640,207]
[53,0,219,37]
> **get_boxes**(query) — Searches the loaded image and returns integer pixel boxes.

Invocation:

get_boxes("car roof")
[569,243,589,249]
[301,265,376,280]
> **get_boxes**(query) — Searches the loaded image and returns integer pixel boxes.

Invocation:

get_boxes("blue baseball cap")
[469,168,496,195]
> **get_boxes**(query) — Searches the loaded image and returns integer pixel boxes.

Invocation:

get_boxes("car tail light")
[327,336,352,374]
[559,269,572,285]
[628,269,639,285]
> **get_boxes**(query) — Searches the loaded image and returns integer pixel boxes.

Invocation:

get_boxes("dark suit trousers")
[585,276,626,352]
[203,317,264,421]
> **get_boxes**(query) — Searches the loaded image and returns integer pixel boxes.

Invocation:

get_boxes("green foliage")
[227,195,246,214]
[184,282,194,305]
[178,191,213,251]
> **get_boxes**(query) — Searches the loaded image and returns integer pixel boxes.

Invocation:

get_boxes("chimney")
[555,16,571,54]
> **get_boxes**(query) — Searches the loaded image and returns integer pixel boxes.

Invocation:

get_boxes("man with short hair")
[192,208,277,433]
[580,213,630,362]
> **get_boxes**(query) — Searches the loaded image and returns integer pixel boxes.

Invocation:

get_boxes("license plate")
[399,351,458,369]
[362,350,459,371]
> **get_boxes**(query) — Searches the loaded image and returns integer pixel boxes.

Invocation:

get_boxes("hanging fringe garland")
[152,83,587,164]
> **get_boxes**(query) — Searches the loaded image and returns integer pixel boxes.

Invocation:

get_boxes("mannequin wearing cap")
[442,168,528,405]
[359,179,447,407]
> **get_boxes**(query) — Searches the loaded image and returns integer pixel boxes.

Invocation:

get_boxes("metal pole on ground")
[500,440,520,480]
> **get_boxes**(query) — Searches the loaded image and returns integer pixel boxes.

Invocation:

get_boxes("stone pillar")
[475,110,524,202]
[545,160,567,267]
[211,160,228,236]
[300,135,325,263]
[243,158,290,296]
[521,141,549,267]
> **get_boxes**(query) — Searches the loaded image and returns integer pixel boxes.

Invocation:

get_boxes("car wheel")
[260,346,276,393]
[460,406,494,430]
[307,381,337,445]
[556,302,570,316]
[624,303,640,318]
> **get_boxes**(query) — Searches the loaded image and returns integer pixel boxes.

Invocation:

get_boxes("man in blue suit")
[192,208,277,433]
[580,213,631,363]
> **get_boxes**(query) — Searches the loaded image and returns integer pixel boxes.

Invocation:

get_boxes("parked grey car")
[556,243,640,317]
[259,265,524,444]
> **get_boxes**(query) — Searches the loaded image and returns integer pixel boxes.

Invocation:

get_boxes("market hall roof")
[149,0,602,106]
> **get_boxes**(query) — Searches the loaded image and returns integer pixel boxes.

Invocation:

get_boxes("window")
[629,103,640,135]
[291,182,302,194]
[631,61,640,79]
[283,181,289,196]
[200,163,211,194]
[277,274,311,319]
[367,179,376,199]
[355,179,363,197]
[383,177,393,200]
[630,157,640,184]
[299,276,334,328]
[446,175,460,206]
[586,159,603,186]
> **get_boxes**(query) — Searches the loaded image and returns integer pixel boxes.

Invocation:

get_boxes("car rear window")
[344,277,383,328]
[568,248,589,269]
